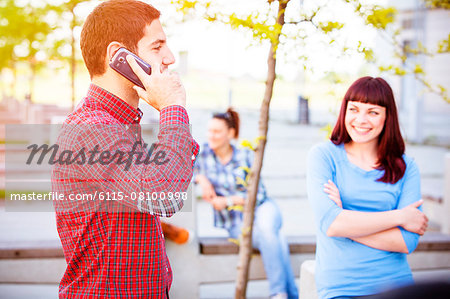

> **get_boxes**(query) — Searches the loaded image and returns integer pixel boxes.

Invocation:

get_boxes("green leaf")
[413,64,424,74]
[253,136,266,145]
[235,176,248,187]
[393,67,407,76]
[437,34,450,53]
[172,0,199,14]
[227,237,240,245]
[320,124,333,139]
[365,6,396,29]
[318,21,344,33]
[378,65,393,72]
[424,0,450,9]
[237,166,251,174]
[227,205,244,212]
[240,139,255,151]
[437,84,447,93]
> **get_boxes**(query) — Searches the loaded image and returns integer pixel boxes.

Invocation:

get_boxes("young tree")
[51,0,93,110]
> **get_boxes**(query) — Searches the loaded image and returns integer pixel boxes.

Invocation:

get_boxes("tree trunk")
[234,1,288,298]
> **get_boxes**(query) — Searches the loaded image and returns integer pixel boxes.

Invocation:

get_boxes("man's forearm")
[139,106,196,216]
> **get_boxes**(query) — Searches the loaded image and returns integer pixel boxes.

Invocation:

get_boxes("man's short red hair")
[80,0,160,78]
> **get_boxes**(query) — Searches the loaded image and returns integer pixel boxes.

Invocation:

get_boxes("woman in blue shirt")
[307,76,428,299]
[194,108,298,299]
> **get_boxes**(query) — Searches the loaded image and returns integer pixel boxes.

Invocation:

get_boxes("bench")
[2,233,449,260]
[199,235,316,255]
[0,240,64,259]
[198,233,450,255]
[2,228,449,298]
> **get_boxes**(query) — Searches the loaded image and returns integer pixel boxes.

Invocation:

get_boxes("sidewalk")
[1,270,449,299]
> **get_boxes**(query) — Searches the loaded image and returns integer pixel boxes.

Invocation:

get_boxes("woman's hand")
[324,180,342,208]
[230,196,245,206]
[399,200,428,235]
[196,175,216,202]
[212,196,228,211]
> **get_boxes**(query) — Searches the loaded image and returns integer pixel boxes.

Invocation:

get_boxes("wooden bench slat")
[199,235,317,255]
[199,232,450,255]
[0,240,64,259]
[416,232,450,251]
[1,232,450,259]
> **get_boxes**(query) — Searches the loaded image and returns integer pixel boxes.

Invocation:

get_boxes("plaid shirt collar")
[85,83,143,124]
[204,143,238,165]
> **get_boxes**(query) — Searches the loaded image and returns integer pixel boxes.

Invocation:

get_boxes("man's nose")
[162,48,175,66]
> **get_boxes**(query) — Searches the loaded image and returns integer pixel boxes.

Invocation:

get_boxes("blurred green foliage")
[173,0,449,103]
[0,0,53,78]
[0,0,91,103]
[425,0,450,9]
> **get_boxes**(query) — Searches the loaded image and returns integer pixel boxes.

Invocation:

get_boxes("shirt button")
[166,267,169,272]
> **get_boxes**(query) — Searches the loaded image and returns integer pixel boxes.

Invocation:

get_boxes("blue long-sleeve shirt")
[307,141,421,299]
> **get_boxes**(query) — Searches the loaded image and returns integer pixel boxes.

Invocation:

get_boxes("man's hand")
[126,55,186,111]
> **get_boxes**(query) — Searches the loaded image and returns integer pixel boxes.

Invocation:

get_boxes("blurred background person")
[194,107,298,299]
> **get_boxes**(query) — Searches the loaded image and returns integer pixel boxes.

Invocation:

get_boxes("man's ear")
[105,42,123,63]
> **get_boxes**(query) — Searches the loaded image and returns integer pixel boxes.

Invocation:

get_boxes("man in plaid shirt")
[52,0,198,298]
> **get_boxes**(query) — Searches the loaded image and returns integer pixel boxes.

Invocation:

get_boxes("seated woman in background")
[307,76,428,299]
[194,108,298,299]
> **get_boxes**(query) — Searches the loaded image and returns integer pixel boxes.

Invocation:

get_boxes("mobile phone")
[109,47,151,89]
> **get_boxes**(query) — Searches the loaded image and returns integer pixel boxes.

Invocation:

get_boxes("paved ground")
[0,107,449,298]
[1,270,450,299]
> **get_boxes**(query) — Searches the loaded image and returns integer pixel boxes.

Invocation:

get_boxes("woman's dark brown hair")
[213,107,240,138]
[330,76,406,184]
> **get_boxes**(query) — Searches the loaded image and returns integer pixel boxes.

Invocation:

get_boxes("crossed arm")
[324,180,427,253]
[307,145,428,254]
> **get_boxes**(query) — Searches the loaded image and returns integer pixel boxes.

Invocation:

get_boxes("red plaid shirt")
[52,84,198,298]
